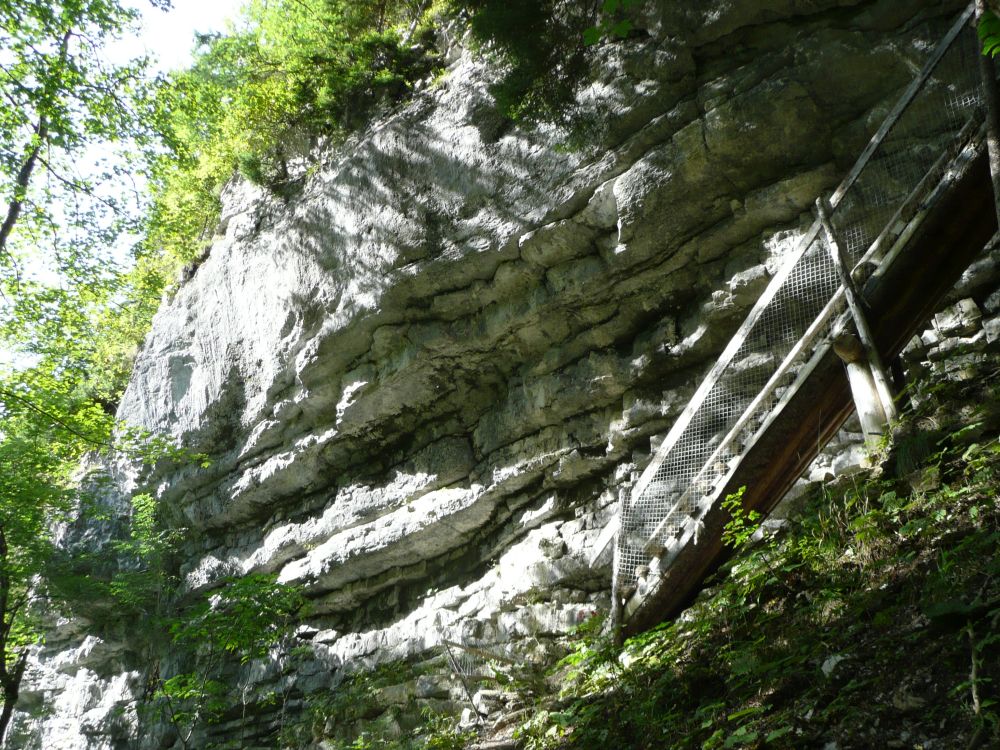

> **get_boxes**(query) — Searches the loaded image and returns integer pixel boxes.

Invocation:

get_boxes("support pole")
[608,548,624,646]
[833,331,888,444]
[816,198,899,423]
[976,0,1000,228]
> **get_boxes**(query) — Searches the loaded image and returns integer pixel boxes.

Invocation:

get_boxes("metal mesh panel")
[615,13,984,603]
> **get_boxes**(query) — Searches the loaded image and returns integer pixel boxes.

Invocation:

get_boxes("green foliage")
[515,397,1000,749]
[143,0,441,268]
[151,573,307,748]
[304,708,474,750]
[583,0,643,46]
[0,0,155,258]
[452,0,644,124]
[0,0,168,413]
[279,659,478,750]
[156,674,229,728]
[980,10,1000,57]
[720,487,759,550]
[170,573,306,663]
[421,709,477,750]
[0,354,116,723]
[0,402,75,622]
[105,492,182,616]
[547,612,618,697]
[304,660,414,733]
[452,0,588,124]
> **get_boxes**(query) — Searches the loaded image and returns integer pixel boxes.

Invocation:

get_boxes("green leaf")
[979,12,1000,57]
[724,727,759,748]
[765,726,794,742]
[611,19,633,38]
[583,27,602,46]
[727,705,765,721]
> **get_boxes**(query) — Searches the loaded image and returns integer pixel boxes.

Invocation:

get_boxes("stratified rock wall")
[8,1,975,747]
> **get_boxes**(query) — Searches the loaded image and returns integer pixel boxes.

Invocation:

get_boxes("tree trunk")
[0,29,70,261]
[0,697,16,746]
[0,654,27,745]
[978,1,1000,227]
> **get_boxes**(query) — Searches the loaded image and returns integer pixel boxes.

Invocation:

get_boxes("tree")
[153,574,306,749]
[0,0,166,269]
[0,373,93,739]
[0,1,168,740]
[0,0,174,410]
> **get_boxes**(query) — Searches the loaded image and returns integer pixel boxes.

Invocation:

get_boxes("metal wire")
[615,14,985,603]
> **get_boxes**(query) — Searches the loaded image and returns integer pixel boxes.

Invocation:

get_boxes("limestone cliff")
[7,0,976,747]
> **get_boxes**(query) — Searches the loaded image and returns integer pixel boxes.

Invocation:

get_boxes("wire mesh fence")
[614,4,985,607]
[437,626,541,720]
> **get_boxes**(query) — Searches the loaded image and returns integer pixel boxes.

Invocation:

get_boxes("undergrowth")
[278,660,474,750]
[515,372,1000,750]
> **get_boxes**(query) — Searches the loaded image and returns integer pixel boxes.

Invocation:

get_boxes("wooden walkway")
[594,2,1000,636]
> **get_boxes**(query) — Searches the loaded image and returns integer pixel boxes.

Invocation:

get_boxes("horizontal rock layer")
[10,0,975,747]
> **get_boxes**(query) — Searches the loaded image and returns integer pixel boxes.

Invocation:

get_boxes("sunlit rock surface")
[9,1,974,747]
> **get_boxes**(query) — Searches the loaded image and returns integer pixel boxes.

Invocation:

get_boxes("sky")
[0,0,246,370]
[117,0,247,71]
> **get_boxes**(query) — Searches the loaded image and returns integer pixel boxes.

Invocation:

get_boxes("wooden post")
[976,0,1000,228]
[608,552,625,646]
[816,198,899,423]
[833,331,888,444]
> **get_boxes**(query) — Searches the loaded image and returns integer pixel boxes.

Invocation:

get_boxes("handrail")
[622,2,978,521]
[610,0,986,613]
[828,2,976,206]
[638,125,985,582]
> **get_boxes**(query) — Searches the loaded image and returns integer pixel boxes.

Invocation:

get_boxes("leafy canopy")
[143,0,440,267]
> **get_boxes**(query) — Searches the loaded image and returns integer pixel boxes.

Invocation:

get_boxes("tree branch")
[35,155,122,216]
[0,29,72,262]
[0,385,112,449]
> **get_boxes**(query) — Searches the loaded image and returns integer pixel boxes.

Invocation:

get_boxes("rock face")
[8,0,979,747]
